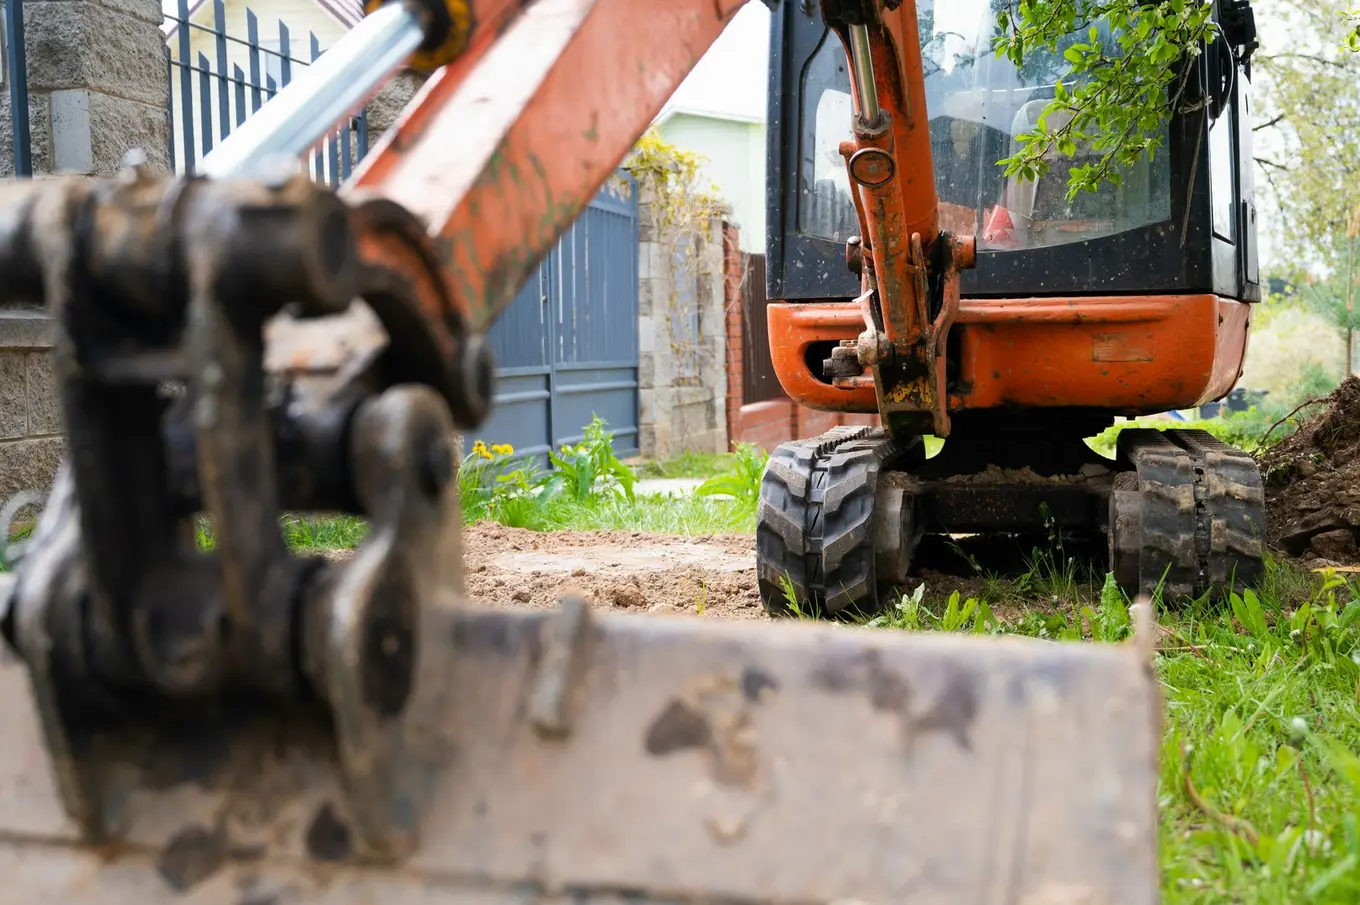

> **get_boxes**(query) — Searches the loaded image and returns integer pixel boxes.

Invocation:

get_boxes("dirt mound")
[1260,376,1360,566]
[459,522,763,619]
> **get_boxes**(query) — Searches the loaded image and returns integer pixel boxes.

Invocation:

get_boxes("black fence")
[165,0,370,185]
[1,0,369,183]
[5,0,31,176]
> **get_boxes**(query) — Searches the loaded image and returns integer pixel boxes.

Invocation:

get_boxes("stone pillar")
[365,71,426,136]
[0,309,61,503]
[635,178,730,460]
[0,0,172,177]
[0,0,172,502]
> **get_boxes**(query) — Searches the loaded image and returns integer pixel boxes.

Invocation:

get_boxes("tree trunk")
[1349,231,1357,377]
[1349,203,1359,377]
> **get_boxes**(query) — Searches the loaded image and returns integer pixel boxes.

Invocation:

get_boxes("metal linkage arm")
[0,165,473,859]
[817,0,975,439]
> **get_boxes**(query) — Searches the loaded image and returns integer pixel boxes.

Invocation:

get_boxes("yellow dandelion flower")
[491,443,514,456]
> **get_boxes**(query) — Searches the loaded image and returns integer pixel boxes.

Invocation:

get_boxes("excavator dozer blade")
[0,598,1160,905]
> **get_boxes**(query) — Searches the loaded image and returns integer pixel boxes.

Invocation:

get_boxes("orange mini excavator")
[756,0,1265,616]
[0,0,1251,902]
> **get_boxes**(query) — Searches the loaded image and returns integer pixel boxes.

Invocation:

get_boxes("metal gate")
[468,177,641,461]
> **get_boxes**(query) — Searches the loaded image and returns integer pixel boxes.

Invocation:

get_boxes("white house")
[653,3,771,255]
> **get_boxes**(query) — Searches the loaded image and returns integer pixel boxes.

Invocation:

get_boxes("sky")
[658,3,771,123]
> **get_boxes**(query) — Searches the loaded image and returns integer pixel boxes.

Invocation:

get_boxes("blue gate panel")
[484,266,548,371]
[552,363,639,454]
[475,368,552,459]
[466,174,639,466]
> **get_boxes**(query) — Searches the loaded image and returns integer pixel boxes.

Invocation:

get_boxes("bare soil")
[458,522,764,620]
[1260,376,1360,569]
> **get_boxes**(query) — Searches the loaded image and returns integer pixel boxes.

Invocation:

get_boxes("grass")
[634,450,736,479]
[529,493,754,534]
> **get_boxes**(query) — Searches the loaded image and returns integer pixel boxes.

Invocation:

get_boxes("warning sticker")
[1092,333,1154,363]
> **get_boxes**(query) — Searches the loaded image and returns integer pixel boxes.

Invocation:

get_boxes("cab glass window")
[796,1,1175,252]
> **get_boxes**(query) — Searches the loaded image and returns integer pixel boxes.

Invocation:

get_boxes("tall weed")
[695,442,769,509]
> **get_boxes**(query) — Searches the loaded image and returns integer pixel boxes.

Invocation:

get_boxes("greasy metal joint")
[946,231,977,271]
[825,341,865,384]
[855,329,892,369]
[845,236,864,276]
[0,169,467,856]
[346,192,494,429]
[848,147,894,187]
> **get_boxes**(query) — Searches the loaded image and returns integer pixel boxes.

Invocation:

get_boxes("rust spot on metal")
[909,668,980,751]
[739,666,778,703]
[644,699,712,755]
[810,648,976,749]
[305,802,354,862]
[157,823,228,892]
[810,647,910,712]
[867,661,911,713]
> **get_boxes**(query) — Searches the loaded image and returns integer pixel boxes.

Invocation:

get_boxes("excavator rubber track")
[755,426,905,617]
[757,425,1267,615]
[1112,428,1266,601]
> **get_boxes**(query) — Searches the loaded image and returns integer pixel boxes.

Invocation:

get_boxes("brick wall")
[722,221,877,450]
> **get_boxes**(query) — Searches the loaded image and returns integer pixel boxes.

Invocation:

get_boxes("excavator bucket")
[0,596,1161,904]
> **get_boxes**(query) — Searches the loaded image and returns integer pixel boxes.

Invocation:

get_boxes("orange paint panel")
[1201,298,1252,404]
[767,302,877,413]
[1092,333,1155,363]
[768,295,1256,417]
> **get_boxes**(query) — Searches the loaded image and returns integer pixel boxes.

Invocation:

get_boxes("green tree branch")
[993,0,1359,201]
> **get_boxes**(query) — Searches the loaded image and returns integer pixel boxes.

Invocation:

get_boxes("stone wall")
[0,0,171,502]
[0,0,172,177]
[636,182,729,460]
[0,310,61,502]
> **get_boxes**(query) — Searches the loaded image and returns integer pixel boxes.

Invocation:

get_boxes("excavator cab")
[755,0,1268,616]
[767,0,1261,303]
